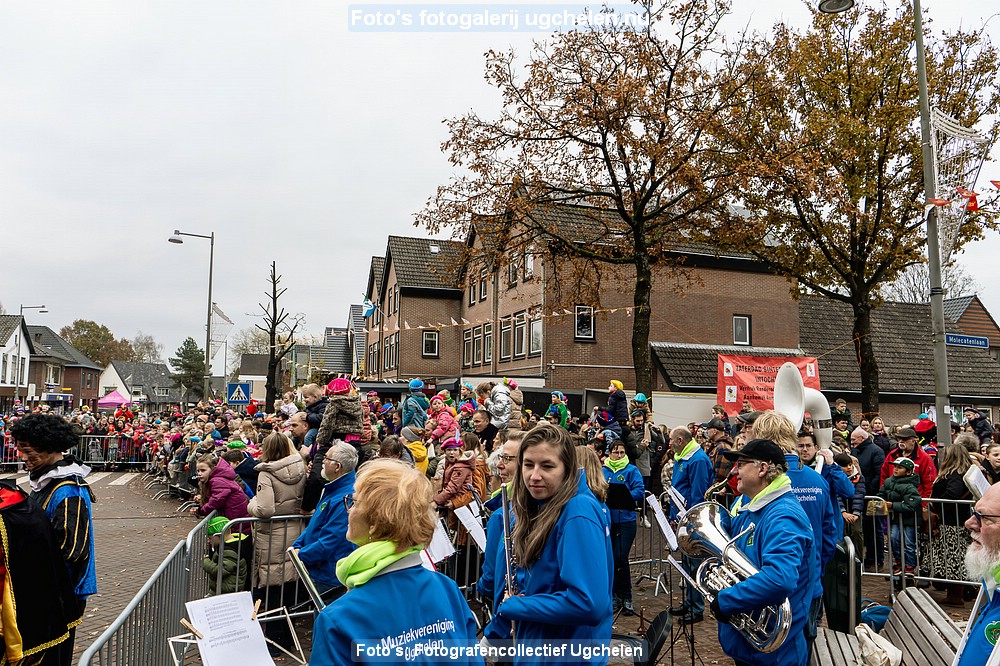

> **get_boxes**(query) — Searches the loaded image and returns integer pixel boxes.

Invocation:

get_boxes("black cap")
[701,417,728,431]
[722,438,786,467]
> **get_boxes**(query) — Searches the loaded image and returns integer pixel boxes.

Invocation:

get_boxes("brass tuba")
[676,501,792,653]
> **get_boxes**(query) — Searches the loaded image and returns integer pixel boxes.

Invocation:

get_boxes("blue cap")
[634,393,647,403]
[409,378,424,391]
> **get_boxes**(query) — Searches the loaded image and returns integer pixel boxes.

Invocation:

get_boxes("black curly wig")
[9,413,79,453]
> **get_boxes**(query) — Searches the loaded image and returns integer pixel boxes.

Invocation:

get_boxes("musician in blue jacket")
[715,438,816,666]
[668,426,715,624]
[496,425,613,664]
[291,442,358,592]
[310,459,481,665]
[602,441,646,616]
[752,411,836,656]
[478,430,526,641]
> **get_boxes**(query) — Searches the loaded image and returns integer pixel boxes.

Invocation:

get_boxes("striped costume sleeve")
[51,495,92,588]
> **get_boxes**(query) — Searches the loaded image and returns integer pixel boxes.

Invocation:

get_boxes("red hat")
[327,378,352,395]
[459,402,475,415]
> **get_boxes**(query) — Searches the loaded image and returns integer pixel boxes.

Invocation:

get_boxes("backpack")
[860,598,891,632]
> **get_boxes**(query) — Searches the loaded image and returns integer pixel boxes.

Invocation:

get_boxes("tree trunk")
[631,253,654,397]
[852,300,880,417]
[265,356,278,413]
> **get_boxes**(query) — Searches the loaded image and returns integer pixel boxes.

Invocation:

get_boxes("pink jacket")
[429,406,458,441]
[198,458,251,526]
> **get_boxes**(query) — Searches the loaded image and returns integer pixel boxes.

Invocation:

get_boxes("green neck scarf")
[490,481,512,499]
[605,455,630,473]
[678,440,700,460]
[731,474,792,514]
[336,540,422,589]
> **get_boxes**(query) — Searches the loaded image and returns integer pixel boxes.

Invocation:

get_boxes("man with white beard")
[954,483,1000,665]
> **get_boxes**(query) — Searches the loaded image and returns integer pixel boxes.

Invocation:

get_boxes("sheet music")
[646,494,679,551]
[184,592,274,666]
[454,505,487,553]
[667,486,688,516]
[426,519,456,563]
[965,465,990,500]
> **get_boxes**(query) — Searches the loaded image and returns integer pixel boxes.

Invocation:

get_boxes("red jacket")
[879,446,937,499]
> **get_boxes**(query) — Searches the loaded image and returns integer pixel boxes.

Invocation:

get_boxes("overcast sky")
[2,0,998,375]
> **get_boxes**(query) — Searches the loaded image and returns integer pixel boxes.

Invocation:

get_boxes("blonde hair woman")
[309,459,480,664]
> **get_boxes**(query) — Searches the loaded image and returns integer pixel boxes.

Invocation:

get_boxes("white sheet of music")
[454,505,487,553]
[184,592,273,666]
[646,494,679,551]
[426,519,456,563]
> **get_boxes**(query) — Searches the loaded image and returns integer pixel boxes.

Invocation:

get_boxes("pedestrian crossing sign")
[226,382,251,405]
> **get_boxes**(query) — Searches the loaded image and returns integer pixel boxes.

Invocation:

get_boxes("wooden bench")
[811,587,963,666]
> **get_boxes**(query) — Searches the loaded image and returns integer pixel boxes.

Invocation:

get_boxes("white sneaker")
[641,516,652,528]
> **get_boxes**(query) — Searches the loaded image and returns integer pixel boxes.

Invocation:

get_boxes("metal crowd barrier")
[77,435,154,471]
[860,494,977,603]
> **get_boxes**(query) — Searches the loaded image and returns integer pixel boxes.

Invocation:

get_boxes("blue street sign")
[226,382,252,405]
[945,333,990,349]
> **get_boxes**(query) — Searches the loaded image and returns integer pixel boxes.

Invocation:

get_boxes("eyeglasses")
[734,459,762,468]
[971,509,1000,526]
[498,454,516,464]
[343,494,355,511]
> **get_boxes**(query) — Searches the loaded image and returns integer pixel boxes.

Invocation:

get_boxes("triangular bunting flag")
[404,322,411,330]
[461,318,471,325]
[990,180,1000,189]
[927,198,951,206]
[450,317,459,326]
[967,194,979,212]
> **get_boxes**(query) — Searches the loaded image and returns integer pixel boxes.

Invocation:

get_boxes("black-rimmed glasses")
[971,509,1000,526]
[343,494,355,511]
[498,454,516,464]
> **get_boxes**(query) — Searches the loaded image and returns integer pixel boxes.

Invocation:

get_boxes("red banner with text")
[717,355,821,415]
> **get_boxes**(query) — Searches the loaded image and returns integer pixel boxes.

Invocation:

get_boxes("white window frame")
[499,318,512,360]
[514,312,527,357]
[529,317,543,355]
[574,306,595,341]
[507,256,518,285]
[483,323,493,363]
[463,329,473,367]
[479,267,488,301]
[523,250,534,280]
[473,325,483,365]
[156,387,169,397]
[469,277,476,305]
[733,315,751,346]
[422,330,439,358]
[45,363,61,385]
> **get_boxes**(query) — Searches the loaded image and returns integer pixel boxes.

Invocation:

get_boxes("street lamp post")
[14,304,47,402]
[821,0,952,445]
[168,230,215,402]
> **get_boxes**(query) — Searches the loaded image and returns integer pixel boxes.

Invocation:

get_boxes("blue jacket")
[670,444,714,521]
[957,587,1000,665]
[311,554,482,665]
[784,453,837,585]
[401,392,430,429]
[292,471,356,588]
[478,495,513,641]
[496,473,613,663]
[601,462,645,523]
[814,458,855,538]
[718,479,816,666]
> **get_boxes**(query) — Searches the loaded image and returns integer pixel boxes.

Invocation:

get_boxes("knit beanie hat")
[609,380,624,391]
[327,378,352,395]
[596,409,615,427]
[207,516,229,536]
[459,403,476,415]
[409,378,425,392]
[546,405,561,419]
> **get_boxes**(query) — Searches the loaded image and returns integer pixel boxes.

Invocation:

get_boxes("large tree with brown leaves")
[418,0,759,395]
[722,2,999,414]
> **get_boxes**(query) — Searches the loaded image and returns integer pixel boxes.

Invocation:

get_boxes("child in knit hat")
[202,516,253,595]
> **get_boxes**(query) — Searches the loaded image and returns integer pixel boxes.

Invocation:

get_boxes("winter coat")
[871,430,893,454]
[203,533,253,594]
[292,471,356,588]
[602,461,645,523]
[839,467,866,518]
[969,411,995,445]
[879,446,937,499]
[851,437,886,497]
[718,481,815,666]
[310,554,480,665]
[930,471,972,527]
[247,453,307,587]
[624,428,651,477]
[360,399,372,444]
[197,458,251,525]
[485,384,511,430]
[507,387,524,430]
[785,453,837,574]
[401,392,430,429]
[304,396,329,429]
[302,394,364,512]
[428,406,459,441]
[670,444,714,520]
[878,474,921,526]
[435,452,476,506]
[495,473,613,659]
[608,389,629,425]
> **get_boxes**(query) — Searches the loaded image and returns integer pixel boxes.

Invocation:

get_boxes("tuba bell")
[676,501,792,653]
[773,362,833,469]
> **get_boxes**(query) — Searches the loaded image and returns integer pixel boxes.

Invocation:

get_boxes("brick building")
[25,326,103,411]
